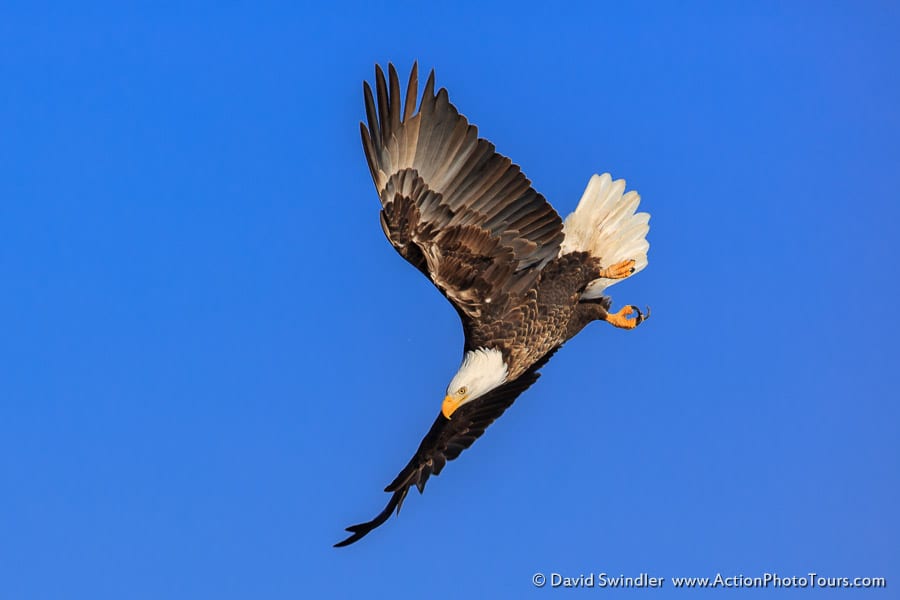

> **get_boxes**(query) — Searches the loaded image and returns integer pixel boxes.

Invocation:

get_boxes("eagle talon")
[633,306,644,324]
[605,304,647,330]
[599,259,637,280]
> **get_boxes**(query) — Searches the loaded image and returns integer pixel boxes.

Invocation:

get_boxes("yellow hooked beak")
[442,394,464,419]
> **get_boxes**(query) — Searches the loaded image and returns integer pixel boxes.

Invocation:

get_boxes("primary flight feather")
[336,63,650,547]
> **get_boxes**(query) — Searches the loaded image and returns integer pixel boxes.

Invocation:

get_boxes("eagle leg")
[604,305,649,329]
[598,259,636,280]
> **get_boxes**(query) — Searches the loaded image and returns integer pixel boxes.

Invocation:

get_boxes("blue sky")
[1,2,898,598]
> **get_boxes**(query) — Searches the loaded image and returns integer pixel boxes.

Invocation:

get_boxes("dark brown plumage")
[336,63,650,547]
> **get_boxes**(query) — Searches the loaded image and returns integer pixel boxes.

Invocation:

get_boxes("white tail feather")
[560,173,650,299]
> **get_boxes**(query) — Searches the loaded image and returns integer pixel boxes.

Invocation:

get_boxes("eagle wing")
[334,349,556,547]
[361,63,565,320]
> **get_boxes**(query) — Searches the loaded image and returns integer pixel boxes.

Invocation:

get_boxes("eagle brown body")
[336,63,650,547]
[459,251,609,380]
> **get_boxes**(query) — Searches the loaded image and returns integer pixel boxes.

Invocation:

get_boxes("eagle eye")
[458,386,467,396]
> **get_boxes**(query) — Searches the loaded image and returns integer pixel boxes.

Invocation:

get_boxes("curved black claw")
[629,305,651,326]
[629,305,643,325]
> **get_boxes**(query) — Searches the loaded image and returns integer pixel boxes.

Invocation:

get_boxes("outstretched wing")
[334,349,557,547]
[362,63,564,319]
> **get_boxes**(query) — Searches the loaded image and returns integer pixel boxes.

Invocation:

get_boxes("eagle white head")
[442,347,509,419]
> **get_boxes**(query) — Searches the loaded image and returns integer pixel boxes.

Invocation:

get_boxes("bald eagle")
[335,63,650,547]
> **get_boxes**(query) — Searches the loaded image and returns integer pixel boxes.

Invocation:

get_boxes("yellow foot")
[604,305,650,329]
[599,259,636,280]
